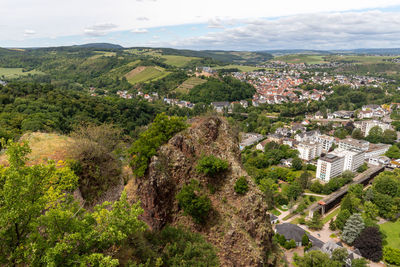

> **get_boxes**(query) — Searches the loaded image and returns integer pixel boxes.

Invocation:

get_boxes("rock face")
[134,116,275,266]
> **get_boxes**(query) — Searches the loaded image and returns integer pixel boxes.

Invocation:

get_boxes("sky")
[2,0,400,50]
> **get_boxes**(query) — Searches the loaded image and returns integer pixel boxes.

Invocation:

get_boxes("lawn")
[214,64,260,72]
[380,220,400,249]
[0,67,44,79]
[270,209,281,216]
[125,66,170,84]
[174,77,207,94]
[160,55,199,67]
[322,208,340,224]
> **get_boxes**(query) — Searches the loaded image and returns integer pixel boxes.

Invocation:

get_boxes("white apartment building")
[369,156,390,166]
[338,138,370,151]
[316,154,345,182]
[297,142,322,161]
[354,120,392,136]
[316,134,335,151]
[364,143,391,159]
[331,148,365,172]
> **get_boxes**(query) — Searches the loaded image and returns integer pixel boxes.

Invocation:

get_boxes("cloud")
[24,29,36,36]
[131,28,148,34]
[171,11,400,50]
[207,18,224,28]
[84,23,118,36]
[137,16,150,21]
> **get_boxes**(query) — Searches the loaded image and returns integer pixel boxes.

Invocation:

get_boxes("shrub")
[129,113,187,177]
[176,180,211,224]
[284,239,297,249]
[383,246,400,266]
[357,163,368,173]
[196,155,229,177]
[310,181,323,194]
[234,176,249,195]
[301,234,309,246]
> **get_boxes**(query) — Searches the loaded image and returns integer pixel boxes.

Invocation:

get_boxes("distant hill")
[260,49,332,56]
[73,43,124,49]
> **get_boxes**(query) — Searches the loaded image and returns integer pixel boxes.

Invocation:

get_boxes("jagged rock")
[134,116,275,266]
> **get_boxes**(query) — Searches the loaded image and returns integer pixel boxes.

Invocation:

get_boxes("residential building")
[320,241,362,267]
[331,148,365,172]
[239,133,264,150]
[316,154,345,182]
[297,142,322,161]
[282,138,295,147]
[338,138,370,151]
[364,143,391,159]
[369,156,390,166]
[280,158,293,167]
[294,130,320,143]
[256,140,269,151]
[316,134,335,151]
[275,127,291,137]
[211,102,230,113]
[269,214,279,224]
[354,120,392,135]
[275,223,306,247]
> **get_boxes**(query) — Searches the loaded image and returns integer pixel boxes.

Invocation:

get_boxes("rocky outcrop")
[133,116,276,266]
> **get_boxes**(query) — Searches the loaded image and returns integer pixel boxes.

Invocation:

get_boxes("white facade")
[338,138,369,151]
[316,135,335,151]
[316,154,345,182]
[354,120,392,135]
[364,143,391,159]
[332,148,365,172]
[297,142,322,161]
[369,156,390,166]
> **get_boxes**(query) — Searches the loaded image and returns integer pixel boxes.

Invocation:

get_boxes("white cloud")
[131,28,148,34]
[24,29,36,36]
[169,11,400,50]
[84,23,118,36]
[208,18,224,28]
[137,17,149,21]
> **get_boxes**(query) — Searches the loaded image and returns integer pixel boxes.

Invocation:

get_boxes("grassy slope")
[0,132,73,166]
[175,77,207,94]
[380,220,400,249]
[161,55,199,67]
[0,67,44,79]
[125,66,170,84]
[274,54,327,64]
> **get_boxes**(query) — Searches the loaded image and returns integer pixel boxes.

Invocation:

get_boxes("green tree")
[351,258,369,267]
[383,246,400,266]
[363,201,379,220]
[176,180,212,224]
[329,219,336,231]
[301,234,309,246]
[342,213,365,244]
[382,129,397,144]
[310,181,324,193]
[196,155,229,177]
[292,157,303,171]
[335,209,351,230]
[331,247,348,263]
[298,171,311,190]
[129,113,187,177]
[308,211,323,230]
[294,250,341,267]
[234,176,249,195]
[386,145,400,158]
[340,194,354,214]
[351,128,364,139]
[366,126,383,143]
[286,182,303,201]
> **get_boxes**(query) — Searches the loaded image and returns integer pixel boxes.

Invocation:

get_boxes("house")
[275,223,306,247]
[291,123,307,134]
[256,140,269,151]
[282,138,295,147]
[267,133,285,143]
[294,130,320,143]
[240,133,264,150]
[275,127,291,137]
[320,241,362,267]
[240,100,248,108]
[211,102,230,113]
[314,111,324,120]
[333,110,354,119]
[280,158,293,167]
[269,214,279,224]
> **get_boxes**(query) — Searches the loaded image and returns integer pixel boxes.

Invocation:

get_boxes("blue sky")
[2,0,400,50]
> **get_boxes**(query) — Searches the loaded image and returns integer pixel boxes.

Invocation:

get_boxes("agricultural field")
[90,51,117,59]
[107,60,141,78]
[124,66,170,84]
[325,55,395,64]
[273,54,327,64]
[160,55,199,67]
[380,220,400,249]
[213,64,261,72]
[0,67,44,79]
[174,77,207,94]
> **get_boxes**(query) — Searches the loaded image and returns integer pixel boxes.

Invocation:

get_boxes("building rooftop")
[320,154,342,163]
[339,138,369,147]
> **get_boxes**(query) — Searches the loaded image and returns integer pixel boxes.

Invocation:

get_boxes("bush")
[310,181,323,194]
[196,155,229,177]
[383,246,400,265]
[301,234,309,246]
[129,113,187,177]
[284,239,297,249]
[357,163,368,173]
[176,180,212,224]
[234,176,249,195]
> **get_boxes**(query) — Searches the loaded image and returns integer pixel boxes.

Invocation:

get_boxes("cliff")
[132,116,276,266]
